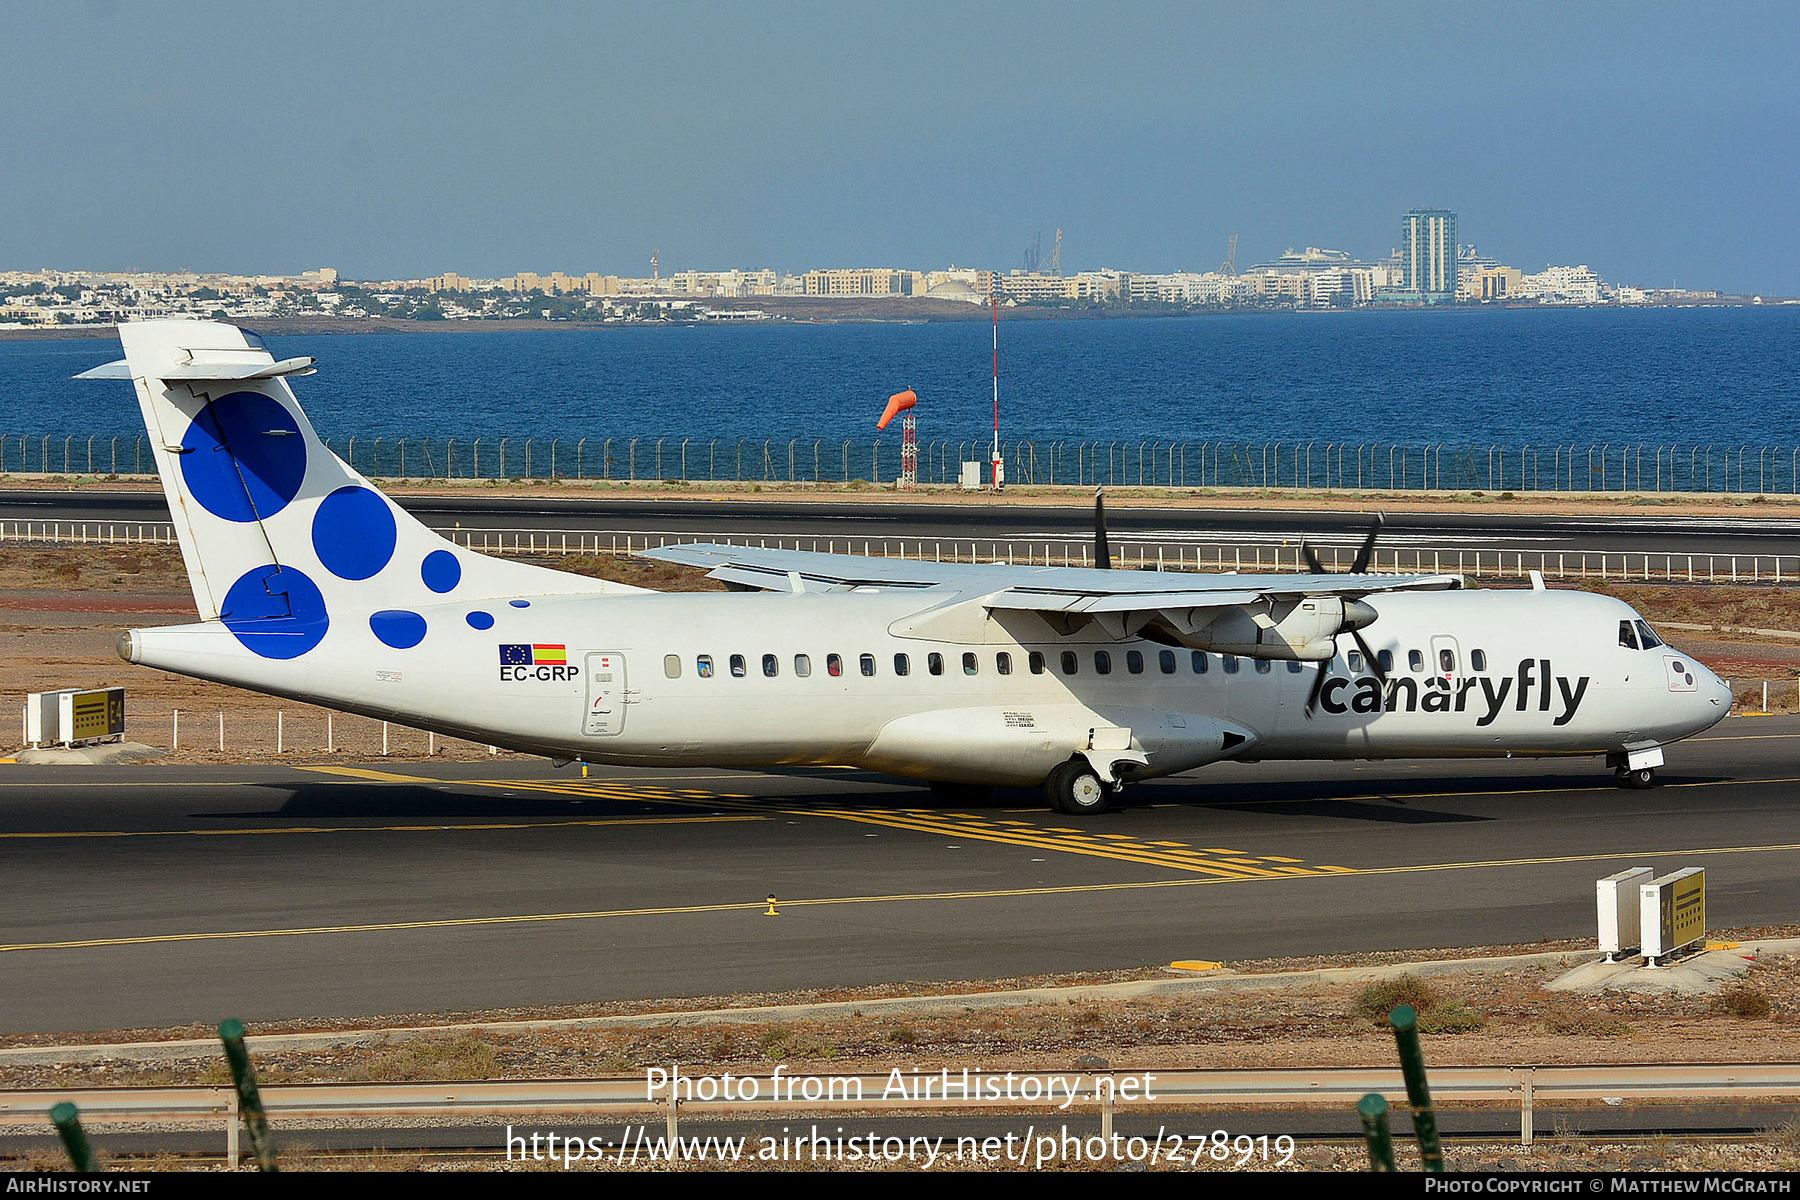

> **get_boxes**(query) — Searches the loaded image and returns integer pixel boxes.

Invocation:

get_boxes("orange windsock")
[876,388,917,430]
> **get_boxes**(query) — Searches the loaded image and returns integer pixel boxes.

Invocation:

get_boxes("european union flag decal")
[499,644,533,666]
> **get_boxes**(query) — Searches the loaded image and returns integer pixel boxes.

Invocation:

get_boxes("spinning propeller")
[1093,487,1111,570]
[1301,514,1389,718]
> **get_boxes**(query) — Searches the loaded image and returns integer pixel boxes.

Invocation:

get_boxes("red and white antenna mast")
[990,294,1004,492]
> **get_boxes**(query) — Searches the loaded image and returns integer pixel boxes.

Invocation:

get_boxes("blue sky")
[4,1,1796,292]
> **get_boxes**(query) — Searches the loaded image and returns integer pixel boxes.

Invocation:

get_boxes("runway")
[4,717,1799,1034]
[10,489,1800,559]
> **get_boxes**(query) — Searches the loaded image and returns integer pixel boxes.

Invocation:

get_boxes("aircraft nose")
[1696,665,1733,722]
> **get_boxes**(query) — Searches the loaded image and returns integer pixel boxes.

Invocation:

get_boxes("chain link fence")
[8,433,1800,494]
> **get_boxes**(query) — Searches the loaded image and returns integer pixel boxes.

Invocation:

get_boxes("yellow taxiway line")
[8,839,1798,956]
[0,815,763,841]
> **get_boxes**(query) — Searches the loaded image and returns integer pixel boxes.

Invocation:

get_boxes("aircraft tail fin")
[91,320,642,632]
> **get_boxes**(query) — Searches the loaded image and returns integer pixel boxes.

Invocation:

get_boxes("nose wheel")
[1615,766,1656,789]
[1046,759,1112,815]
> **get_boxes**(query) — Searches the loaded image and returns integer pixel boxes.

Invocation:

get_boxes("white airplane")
[84,320,1731,814]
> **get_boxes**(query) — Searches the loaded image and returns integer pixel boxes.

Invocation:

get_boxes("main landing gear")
[1615,766,1656,789]
[1045,759,1113,815]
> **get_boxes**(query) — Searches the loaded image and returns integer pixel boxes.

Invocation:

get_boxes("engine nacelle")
[1161,597,1377,662]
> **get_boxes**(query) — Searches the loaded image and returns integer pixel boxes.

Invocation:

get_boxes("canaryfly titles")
[1317,658,1589,726]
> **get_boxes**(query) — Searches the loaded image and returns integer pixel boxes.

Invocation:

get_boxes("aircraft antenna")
[990,295,1003,492]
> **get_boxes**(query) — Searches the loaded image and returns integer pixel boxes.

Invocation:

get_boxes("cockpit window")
[1619,620,1640,650]
[1635,619,1664,649]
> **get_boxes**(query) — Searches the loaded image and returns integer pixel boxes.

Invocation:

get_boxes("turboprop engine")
[1157,596,1379,662]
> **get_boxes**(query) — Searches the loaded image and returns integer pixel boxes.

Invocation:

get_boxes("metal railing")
[9,434,1800,494]
[6,1063,1798,1152]
[7,520,1800,586]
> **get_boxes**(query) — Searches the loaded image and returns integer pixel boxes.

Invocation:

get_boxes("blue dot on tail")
[221,565,328,659]
[509,599,530,608]
[370,609,427,649]
[421,550,461,593]
[312,486,396,580]
[179,392,307,523]
[466,611,495,630]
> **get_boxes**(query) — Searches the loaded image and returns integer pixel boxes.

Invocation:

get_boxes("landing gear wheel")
[1046,759,1110,815]
[929,781,994,804]
[1624,766,1656,789]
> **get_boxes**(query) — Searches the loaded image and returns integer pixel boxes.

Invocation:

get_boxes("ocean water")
[3,306,1798,450]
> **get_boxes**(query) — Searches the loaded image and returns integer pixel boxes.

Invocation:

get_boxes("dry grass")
[1591,582,1800,633]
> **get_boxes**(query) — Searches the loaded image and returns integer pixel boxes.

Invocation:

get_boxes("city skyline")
[3,3,1797,292]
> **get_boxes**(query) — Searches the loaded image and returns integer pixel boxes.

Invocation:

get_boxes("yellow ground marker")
[1170,960,1223,972]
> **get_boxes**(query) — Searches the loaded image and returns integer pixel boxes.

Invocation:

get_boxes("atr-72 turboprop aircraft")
[86,320,1731,814]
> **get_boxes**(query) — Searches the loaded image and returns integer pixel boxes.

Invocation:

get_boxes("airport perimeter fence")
[12,1063,1800,1154]
[11,433,1800,495]
[11,519,1800,588]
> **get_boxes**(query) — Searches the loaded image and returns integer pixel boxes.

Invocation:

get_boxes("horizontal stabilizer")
[72,360,133,380]
[75,355,318,383]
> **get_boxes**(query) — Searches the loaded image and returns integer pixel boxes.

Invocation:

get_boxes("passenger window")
[928,652,944,676]
[1408,650,1424,673]
[1635,620,1663,649]
[730,654,747,678]
[1029,651,1046,674]
[1159,650,1177,674]
[1126,650,1144,674]
[1192,651,1208,674]
[996,652,1013,675]
[1094,651,1112,675]
[1439,649,1456,674]
[1377,650,1393,674]
[893,653,910,676]
[962,652,978,676]
[763,653,779,677]
[1286,660,1304,673]
[1619,620,1639,650]
[859,653,876,676]
[1347,650,1363,673]
[697,654,714,678]
[794,654,811,678]
[664,654,682,679]
[1222,654,1240,675]
[1061,651,1079,675]
[1254,658,1271,674]
[1470,649,1486,671]
[826,653,842,677]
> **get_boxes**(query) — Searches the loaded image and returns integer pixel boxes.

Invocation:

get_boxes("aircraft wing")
[642,541,1458,599]
[641,542,1459,660]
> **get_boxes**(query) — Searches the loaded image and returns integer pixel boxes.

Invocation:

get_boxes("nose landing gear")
[1608,745,1664,790]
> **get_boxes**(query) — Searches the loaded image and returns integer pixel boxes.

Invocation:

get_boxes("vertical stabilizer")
[90,320,641,655]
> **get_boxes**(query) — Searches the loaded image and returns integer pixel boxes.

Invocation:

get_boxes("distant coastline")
[0,292,1781,342]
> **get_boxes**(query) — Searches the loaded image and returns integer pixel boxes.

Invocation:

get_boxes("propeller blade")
[1303,657,1329,718]
[1351,629,1388,684]
[1349,513,1386,574]
[1301,541,1325,574]
[1094,487,1111,570]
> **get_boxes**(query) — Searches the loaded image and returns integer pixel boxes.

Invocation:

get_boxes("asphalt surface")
[4,717,1799,1034]
[10,489,1800,560]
